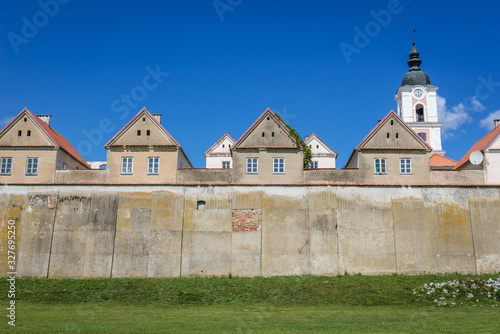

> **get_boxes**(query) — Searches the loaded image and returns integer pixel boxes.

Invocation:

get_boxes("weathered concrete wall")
[1,185,499,278]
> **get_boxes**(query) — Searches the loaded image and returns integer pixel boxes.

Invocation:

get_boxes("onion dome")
[401,43,431,86]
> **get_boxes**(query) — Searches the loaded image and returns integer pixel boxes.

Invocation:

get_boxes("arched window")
[416,104,425,122]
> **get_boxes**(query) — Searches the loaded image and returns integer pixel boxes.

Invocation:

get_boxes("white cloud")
[479,110,500,131]
[468,96,486,113]
[437,95,471,139]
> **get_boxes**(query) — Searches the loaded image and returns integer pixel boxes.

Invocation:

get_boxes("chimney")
[152,114,162,124]
[37,115,52,126]
[494,119,500,128]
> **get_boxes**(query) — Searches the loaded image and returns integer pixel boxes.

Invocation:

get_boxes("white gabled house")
[204,133,235,169]
[305,133,337,169]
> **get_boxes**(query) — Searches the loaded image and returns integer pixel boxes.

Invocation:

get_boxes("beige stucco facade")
[356,150,430,184]
[106,147,182,184]
[232,148,304,184]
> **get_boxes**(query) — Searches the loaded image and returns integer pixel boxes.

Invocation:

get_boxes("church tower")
[394,43,444,155]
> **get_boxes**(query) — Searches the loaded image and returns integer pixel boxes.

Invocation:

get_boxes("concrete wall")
[54,170,107,184]
[304,169,360,184]
[431,169,485,185]
[1,184,499,278]
[176,168,232,184]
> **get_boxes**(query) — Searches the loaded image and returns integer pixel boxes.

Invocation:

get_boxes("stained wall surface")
[1,185,499,278]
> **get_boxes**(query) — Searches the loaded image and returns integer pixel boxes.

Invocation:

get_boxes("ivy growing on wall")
[275,113,312,169]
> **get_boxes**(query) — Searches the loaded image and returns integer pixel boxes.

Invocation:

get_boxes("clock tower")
[394,43,444,155]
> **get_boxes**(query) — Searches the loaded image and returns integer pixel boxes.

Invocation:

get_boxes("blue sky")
[1,0,500,167]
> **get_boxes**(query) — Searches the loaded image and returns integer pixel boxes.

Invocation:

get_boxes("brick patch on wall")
[232,209,262,232]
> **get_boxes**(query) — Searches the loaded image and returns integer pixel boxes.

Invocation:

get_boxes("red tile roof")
[429,154,457,167]
[454,125,500,170]
[0,108,89,168]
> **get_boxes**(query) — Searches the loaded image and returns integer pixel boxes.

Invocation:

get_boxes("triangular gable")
[0,108,89,168]
[454,125,500,170]
[305,133,337,156]
[356,110,431,150]
[204,133,235,156]
[232,108,298,149]
[345,110,431,167]
[105,107,181,147]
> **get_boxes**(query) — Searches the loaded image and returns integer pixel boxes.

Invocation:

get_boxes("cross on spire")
[412,28,416,45]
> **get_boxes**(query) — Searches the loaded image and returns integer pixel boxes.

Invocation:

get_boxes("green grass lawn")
[0,274,498,333]
[2,303,500,333]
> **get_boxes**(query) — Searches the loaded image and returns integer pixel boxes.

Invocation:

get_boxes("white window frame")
[121,157,133,175]
[148,157,159,175]
[25,157,39,176]
[1,157,13,175]
[374,158,386,175]
[246,158,258,174]
[273,158,285,174]
[400,158,412,175]
[222,161,230,169]
[310,161,319,169]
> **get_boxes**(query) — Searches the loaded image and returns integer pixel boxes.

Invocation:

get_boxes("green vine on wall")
[275,113,312,169]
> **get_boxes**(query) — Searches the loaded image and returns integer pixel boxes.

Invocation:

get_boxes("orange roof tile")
[429,154,457,167]
[454,125,500,170]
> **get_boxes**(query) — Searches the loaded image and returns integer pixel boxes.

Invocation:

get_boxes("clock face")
[413,89,425,99]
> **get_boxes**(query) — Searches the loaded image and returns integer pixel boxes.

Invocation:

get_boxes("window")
[148,157,159,174]
[262,132,265,137]
[1,158,12,175]
[146,130,150,136]
[246,158,258,174]
[387,133,390,138]
[18,130,22,136]
[273,158,285,174]
[391,120,394,125]
[62,163,67,169]
[24,118,27,122]
[142,117,146,122]
[310,161,319,169]
[222,161,230,169]
[374,158,386,174]
[418,133,427,141]
[416,104,424,122]
[137,130,141,136]
[25,157,39,176]
[400,158,412,175]
[272,132,274,137]
[396,133,399,139]
[121,157,133,175]
[27,130,31,136]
